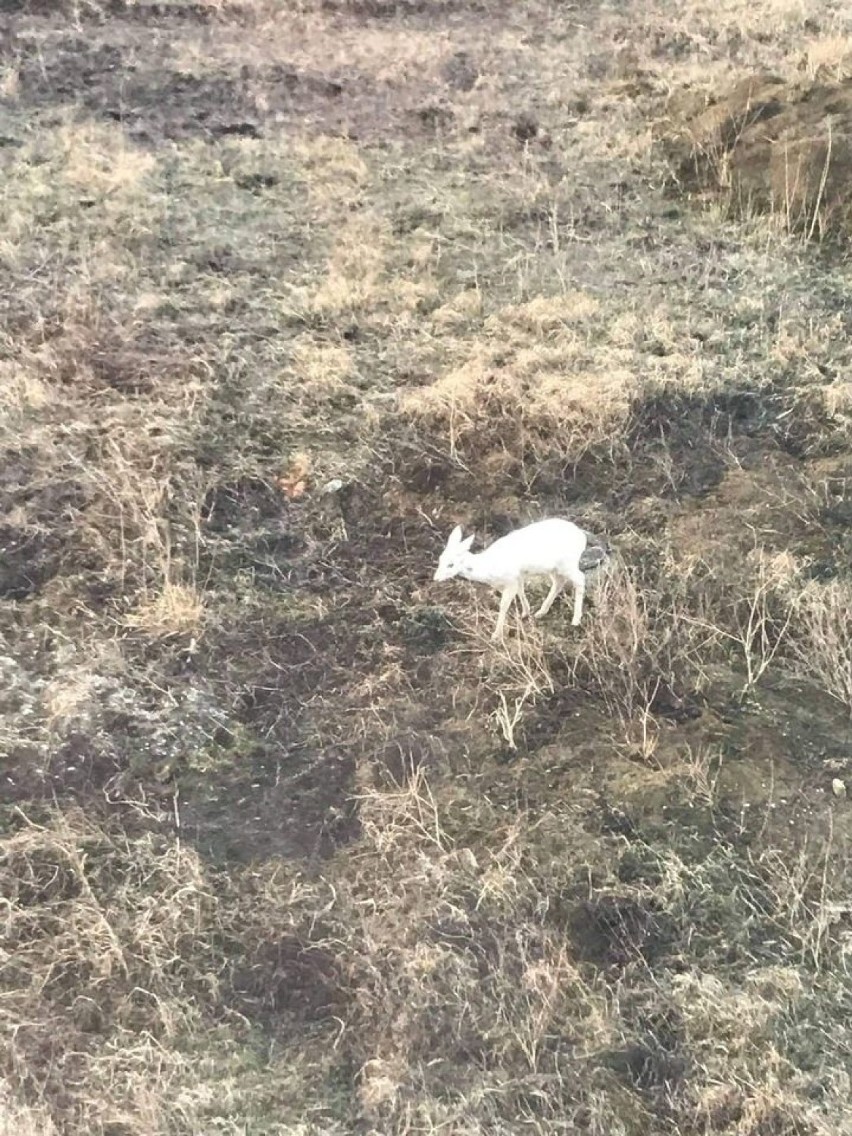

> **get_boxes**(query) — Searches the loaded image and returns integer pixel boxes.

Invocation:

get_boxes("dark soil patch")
[0,729,170,833]
[10,0,217,16]
[721,677,852,787]
[181,467,466,863]
[0,459,91,601]
[0,526,65,601]
[321,0,509,17]
[201,477,305,587]
[228,933,350,1031]
[545,381,804,522]
[367,727,444,786]
[566,894,674,968]
[442,50,478,92]
[17,41,262,142]
[621,384,787,495]
[175,606,382,862]
[179,743,360,864]
[14,30,478,144]
[203,477,292,537]
[602,1007,688,1100]
[104,0,222,19]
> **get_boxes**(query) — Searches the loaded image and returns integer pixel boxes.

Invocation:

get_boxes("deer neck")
[462,551,503,587]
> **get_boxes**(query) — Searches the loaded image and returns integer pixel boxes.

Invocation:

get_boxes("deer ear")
[447,525,464,548]
[459,533,475,552]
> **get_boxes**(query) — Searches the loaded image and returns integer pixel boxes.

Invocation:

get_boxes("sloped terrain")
[1,1,852,1133]
[663,72,852,238]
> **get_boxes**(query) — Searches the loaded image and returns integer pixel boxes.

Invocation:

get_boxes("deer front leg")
[518,581,531,618]
[492,585,518,642]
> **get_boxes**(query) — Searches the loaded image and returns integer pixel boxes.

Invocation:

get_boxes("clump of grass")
[573,551,719,728]
[789,579,852,712]
[403,293,638,473]
[124,578,205,638]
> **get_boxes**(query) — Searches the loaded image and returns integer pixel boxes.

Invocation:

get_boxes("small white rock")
[832,778,847,799]
[322,478,345,494]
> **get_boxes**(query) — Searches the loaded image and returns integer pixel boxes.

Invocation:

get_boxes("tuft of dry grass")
[124,578,205,638]
[789,579,852,712]
[1,812,219,1133]
[403,294,639,472]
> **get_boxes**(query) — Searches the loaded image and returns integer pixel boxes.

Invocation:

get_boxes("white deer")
[433,518,609,642]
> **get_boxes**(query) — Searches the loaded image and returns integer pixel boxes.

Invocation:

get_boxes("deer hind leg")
[492,584,519,642]
[535,573,565,619]
[568,567,586,626]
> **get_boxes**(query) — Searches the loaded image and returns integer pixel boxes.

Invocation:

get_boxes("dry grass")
[790,579,852,712]
[2,0,852,1133]
[403,293,639,474]
[573,552,719,727]
[1,812,217,1133]
[124,579,205,637]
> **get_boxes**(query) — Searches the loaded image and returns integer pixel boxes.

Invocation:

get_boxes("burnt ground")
[2,1,852,1134]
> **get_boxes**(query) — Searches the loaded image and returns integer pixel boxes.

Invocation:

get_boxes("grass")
[2,0,852,1133]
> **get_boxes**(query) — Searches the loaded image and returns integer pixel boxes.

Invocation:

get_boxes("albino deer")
[433,518,609,642]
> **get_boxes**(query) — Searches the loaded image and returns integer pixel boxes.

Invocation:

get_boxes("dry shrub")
[712,548,799,694]
[802,36,852,82]
[573,553,718,727]
[483,621,555,751]
[78,442,176,581]
[672,743,725,807]
[759,834,846,971]
[789,579,852,712]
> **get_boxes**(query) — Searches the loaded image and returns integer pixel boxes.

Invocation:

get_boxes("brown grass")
[790,579,852,712]
[403,294,639,473]
[2,0,852,1133]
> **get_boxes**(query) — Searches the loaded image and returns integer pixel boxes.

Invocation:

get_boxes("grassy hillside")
[2,1,852,1133]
